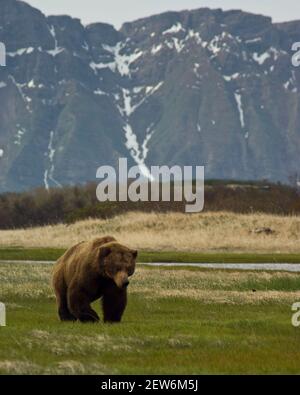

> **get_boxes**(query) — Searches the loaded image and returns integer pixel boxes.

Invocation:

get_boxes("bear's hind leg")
[102,288,127,323]
[53,273,76,322]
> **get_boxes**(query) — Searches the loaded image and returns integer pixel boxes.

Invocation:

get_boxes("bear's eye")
[108,265,119,274]
[115,264,123,272]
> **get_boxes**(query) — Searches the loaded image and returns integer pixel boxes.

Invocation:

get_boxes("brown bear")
[52,236,137,323]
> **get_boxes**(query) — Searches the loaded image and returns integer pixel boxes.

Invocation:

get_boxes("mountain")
[0,0,299,192]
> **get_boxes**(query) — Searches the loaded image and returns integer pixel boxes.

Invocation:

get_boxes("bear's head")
[99,242,138,289]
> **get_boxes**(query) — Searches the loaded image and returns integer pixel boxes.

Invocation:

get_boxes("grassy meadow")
[1,211,300,374]
[1,262,300,374]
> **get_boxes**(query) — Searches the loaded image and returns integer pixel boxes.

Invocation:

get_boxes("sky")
[24,0,300,29]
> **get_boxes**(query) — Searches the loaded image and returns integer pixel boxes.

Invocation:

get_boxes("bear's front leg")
[102,287,127,323]
[58,297,77,322]
[68,287,100,323]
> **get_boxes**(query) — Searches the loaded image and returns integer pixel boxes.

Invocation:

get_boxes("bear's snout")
[113,271,130,289]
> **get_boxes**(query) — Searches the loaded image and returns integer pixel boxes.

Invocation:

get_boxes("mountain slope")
[0,0,299,192]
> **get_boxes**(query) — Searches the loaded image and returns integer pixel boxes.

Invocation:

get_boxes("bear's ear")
[132,250,138,259]
[99,246,111,265]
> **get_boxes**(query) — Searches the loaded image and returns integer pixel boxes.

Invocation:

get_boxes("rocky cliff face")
[0,0,299,192]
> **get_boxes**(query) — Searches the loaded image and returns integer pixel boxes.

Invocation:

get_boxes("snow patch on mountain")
[151,29,208,56]
[114,82,163,179]
[123,123,154,180]
[82,42,89,51]
[142,124,155,160]
[44,131,61,190]
[147,81,164,95]
[102,42,143,77]
[223,73,240,81]
[117,82,163,117]
[9,75,32,112]
[94,88,107,96]
[7,47,34,57]
[234,92,245,129]
[207,32,239,57]
[163,22,185,35]
[245,37,262,44]
[284,71,298,93]
[90,60,115,73]
[120,89,134,116]
[193,63,200,76]
[47,25,64,57]
[151,44,163,55]
[14,126,26,145]
[172,37,185,53]
[187,29,207,46]
[27,79,36,88]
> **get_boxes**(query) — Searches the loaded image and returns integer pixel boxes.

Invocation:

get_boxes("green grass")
[1,247,300,263]
[1,263,300,374]
[0,247,65,262]
[140,252,300,264]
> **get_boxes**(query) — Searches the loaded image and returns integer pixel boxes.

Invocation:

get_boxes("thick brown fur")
[52,236,137,323]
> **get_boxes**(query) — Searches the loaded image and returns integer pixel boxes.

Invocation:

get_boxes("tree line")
[0,181,299,229]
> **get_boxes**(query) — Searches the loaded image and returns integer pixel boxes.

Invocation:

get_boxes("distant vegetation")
[0,248,300,264]
[0,181,299,229]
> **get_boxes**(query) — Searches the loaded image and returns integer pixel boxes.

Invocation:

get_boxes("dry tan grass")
[27,331,132,356]
[0,211,300,253]
[0,359,112,375]
[140,289,300,304]
[0,361,41,375]
[132,268,300,304]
